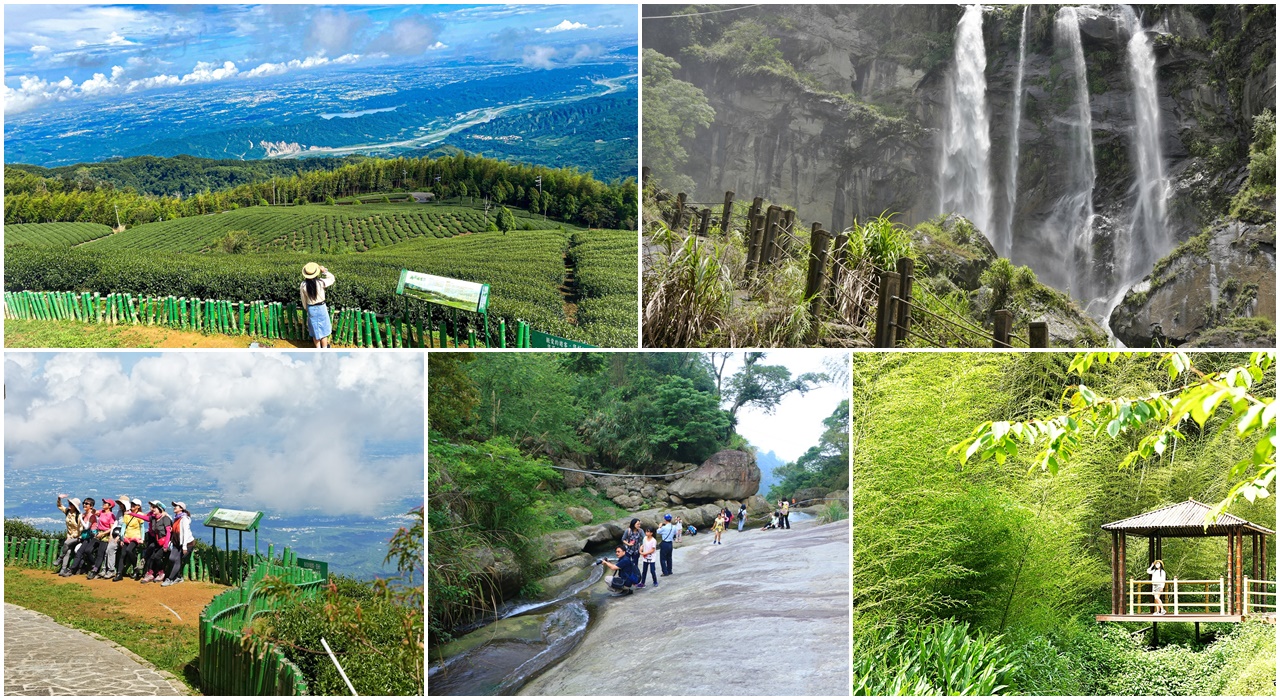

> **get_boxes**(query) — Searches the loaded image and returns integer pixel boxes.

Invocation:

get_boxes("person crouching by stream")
[300,262,336,348]
[601,546,641,595]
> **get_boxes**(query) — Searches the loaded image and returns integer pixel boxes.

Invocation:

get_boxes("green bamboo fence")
[4,536,281,584]
[199,557,326,696]
[4,289,536,347]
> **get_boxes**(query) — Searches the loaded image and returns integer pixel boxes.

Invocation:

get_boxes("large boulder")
[1110,219,1276,347]
[539,531,588,561]
[565,506,593,525]
[612,493,644,510]
[825,490,850,507]
[668,450,762,501]
[745,495,772,517]
[792,487,829,505]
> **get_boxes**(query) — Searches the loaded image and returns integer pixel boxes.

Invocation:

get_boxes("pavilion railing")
[1128,578,1226,615]
[1244,578,1277,615]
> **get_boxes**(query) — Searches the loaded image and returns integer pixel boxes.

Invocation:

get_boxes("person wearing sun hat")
[113,498,147,581]
[55,494,83,576]
[299,262,337,348]
[163,501,195,586]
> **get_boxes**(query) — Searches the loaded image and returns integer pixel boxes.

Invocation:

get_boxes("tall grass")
[853,619,1019,696]
[642,222,733,347]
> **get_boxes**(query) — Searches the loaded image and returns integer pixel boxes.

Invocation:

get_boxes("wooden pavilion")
[1097,499,1275,627]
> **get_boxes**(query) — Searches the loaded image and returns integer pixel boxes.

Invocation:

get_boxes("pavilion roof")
[1102,499,1274,537]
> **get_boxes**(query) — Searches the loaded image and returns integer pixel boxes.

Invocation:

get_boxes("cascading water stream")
[939,4,993,240]
[1113,5,1170,312]
[1046,7,1097,304]
[1000,7,1029,258]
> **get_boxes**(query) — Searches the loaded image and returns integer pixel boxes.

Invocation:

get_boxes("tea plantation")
[5,222,114,247]
[5,203,637,346]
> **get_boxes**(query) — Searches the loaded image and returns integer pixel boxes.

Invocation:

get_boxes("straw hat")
[302,262,321,279]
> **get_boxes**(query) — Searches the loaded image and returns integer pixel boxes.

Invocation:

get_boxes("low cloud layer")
[4,353,424,516]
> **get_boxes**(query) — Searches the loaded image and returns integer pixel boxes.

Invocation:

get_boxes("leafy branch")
[950,351,1276,524]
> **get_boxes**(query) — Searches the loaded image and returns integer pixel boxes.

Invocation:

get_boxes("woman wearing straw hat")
[300,262,337,348]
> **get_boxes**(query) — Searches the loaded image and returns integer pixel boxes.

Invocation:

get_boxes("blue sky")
[3,3,638,113]
[4,352,424,517]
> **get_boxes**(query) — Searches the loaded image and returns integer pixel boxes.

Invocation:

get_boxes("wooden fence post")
[805,226,833,342]
[826,227,845,312]
[745,197,766,275]
[993,309,1013,348]
[673,192,687,231]
[720,191,735,235]
[1029,321,1049,348]
[894,257,914,344]
[697,208,711,237]
[780,209,797,256]
[874,269,901,348]
[761,205,782,268]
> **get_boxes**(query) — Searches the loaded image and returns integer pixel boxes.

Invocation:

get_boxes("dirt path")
[4,319,327,349]
[559,253,580,325]
[15,569,227,628]
[518,518,850,696]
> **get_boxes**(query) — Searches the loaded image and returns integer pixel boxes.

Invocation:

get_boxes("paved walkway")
[4,603,189,695]
[519,517,851,695]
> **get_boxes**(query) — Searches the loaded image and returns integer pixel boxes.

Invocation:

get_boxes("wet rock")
[536,567,592,599]
[539,531,588,561]
[668,450,762,501]
[1111,219,1276,347]
[437,613,549,661]
[547,552,595,576]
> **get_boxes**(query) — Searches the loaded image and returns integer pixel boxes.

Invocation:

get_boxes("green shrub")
[4,518,60,540]
[271,597,419,695]
[853,619,1019,696]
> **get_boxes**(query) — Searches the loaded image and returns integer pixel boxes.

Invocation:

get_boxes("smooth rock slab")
[4,603,189,696]
[518,518,850,695]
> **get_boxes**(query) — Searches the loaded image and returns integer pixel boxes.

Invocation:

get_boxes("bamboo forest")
[851,351,1275,695]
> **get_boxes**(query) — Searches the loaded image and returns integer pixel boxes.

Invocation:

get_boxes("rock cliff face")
[1110,219,1276,346]
[647,4,1275,343]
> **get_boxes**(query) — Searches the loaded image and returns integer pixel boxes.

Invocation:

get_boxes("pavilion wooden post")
[1119,533,1127,611]
[1111,531,1121,614]
[1235,529,1245,614]
[1252,533,1259,609]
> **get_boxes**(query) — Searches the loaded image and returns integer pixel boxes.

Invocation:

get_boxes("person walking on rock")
[737,503,747,532]
[621,518,643,561]
[656,514,678,576]
[300,262,336,348]
[712,513,726,544]
[55,494,83,576]
[639,528,658,588]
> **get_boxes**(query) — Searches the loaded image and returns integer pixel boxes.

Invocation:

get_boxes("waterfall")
[939,5,993,240]
[1000,7,1029,258]
[1046,7,1097,302]
[1118,5,1169,286]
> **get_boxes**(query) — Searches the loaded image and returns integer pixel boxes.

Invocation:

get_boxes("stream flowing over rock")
[647,4,1276,345]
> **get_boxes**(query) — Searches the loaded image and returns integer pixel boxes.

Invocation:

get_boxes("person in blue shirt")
[600,546,640,594]
[656,514,679,576]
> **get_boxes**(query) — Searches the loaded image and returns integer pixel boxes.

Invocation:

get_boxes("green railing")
[4,535,217,582]
[199,559,326,696]
[4,289,549,348]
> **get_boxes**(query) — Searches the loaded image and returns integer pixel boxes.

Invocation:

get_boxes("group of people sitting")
[55,493,195,587]
[761,500,793,531]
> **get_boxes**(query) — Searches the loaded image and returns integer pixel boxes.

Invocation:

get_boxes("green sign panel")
[203,508,263,531]
[529,329,595,349]
[296,558,329,579]
[397,269,489,313]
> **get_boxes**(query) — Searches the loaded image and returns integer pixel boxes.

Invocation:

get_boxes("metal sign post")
[203,507,263,586]
[397,269,491,347]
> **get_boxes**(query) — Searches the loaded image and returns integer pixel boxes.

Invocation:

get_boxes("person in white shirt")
[1147,560,1168,615]
[163,501,196,587]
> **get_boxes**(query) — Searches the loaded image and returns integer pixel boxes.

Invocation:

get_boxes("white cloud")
[426,42,447,51]
[522,45,559,70]
[103,31,136,46]
[307,8,368,55]
[181,60,239,84]
[373,16,440,56]
[570,44,605,62]
[29,44,50,55]
[538,20,590,33]
[4,353,424,517]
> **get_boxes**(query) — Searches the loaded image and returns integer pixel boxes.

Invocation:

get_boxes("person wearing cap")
[163,502,195,587]
[656,514,679,576]
[81,498,117,580]
[55,494,83,576]
[69,498,100,575]
[141,502,174,583]
[113,498,147,581]
[300,262,336,348]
